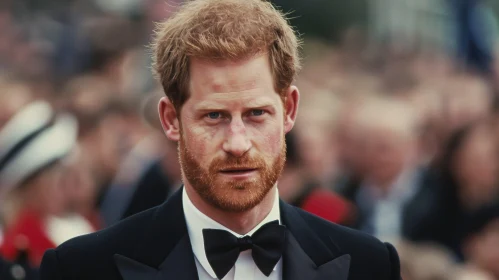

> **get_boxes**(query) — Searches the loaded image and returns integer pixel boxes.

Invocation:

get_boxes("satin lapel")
[282,232,319,280]
[280,201,351,280]
[314,255,351,280]
[114,254,159,280]
[114,235,198,280]
[283,232,351,280]
[114,188,199,279]
[158,234,199,279]
[132,188,188,267]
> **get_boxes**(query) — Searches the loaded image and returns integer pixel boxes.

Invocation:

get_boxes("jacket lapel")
[114,188,199,280]
[157,235,199,279]
[114,254,158,280]
[281,201,351,280]
[113,188,351,280]
[115,235,199,280]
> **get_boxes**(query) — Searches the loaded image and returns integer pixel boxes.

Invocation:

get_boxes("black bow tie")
[202,220,287,279]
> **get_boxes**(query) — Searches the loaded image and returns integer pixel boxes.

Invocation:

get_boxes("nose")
[222,118,252,157]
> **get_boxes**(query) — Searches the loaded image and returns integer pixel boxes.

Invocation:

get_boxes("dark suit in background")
[338,167,440,241]
[121,159,177,220]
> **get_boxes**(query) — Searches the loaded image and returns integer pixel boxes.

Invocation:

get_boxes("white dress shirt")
[183,187,282,280]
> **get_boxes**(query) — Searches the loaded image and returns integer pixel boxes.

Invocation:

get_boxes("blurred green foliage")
[492,0,499,19]
[271,0,368,43]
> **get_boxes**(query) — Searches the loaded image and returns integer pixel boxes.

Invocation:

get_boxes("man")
[0,101,82,266]
[338,98,439,243]
[40,1,402,279]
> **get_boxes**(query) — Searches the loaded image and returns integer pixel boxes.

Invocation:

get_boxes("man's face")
[164,55,298,212]
[365,127,415,185]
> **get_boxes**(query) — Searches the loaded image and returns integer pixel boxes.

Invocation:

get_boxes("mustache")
[209,154,265,171]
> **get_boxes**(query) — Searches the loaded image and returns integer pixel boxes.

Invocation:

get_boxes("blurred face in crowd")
[59,152,98,214]
[297,129,337,179]
[365,126,416,186]
[465,220,499,279]
[444,77,492,133]
[80,113,127,185]
[336,108,368,175]
[293,117,338,182]
[159,55,299,212]
[22,164,67,216]
[67,82,126,184]
[454,125,498,199]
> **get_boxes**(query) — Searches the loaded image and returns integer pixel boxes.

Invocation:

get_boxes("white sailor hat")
[0,101,78,192]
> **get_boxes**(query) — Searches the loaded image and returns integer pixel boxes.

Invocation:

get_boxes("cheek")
[253,126,283,156]
[183,127,218,166]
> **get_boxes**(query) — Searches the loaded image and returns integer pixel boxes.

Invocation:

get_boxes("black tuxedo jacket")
[40,188,401,280]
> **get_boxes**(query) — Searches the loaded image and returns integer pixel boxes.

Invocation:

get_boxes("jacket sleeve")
[40,249,64,280]
[385,242,402,280]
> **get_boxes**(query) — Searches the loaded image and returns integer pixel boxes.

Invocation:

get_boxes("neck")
[370,167,411,193]
[370,176,396,192]
[184,183,276,235]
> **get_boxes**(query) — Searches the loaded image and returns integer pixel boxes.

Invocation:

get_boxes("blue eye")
[207,112,221,119]
[251,110,264,116]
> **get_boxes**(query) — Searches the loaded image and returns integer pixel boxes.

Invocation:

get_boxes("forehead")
[188,55,276,100]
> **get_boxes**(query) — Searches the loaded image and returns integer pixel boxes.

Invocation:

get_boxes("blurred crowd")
[1,0,499,280]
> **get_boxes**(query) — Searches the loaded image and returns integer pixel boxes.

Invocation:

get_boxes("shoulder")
[61,205,155,253]
[293,206,401,279]
[295,206,386,253]
[41,206,158,279]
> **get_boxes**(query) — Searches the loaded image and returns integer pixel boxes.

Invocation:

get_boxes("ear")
[283,85,299,134]
[158,97,180,141]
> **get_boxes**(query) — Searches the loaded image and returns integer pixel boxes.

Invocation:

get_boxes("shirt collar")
[182,186,281,279]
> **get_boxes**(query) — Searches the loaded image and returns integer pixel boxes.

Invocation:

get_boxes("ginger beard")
[179,132,286,213]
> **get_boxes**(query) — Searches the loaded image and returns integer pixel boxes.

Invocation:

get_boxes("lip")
[219,168,258,179]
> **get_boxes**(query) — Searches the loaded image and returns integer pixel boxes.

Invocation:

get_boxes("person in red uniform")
[0,101,78,267]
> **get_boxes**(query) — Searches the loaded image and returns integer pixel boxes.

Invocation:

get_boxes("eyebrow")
[194,99,276,111]
[193,102,226,111]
